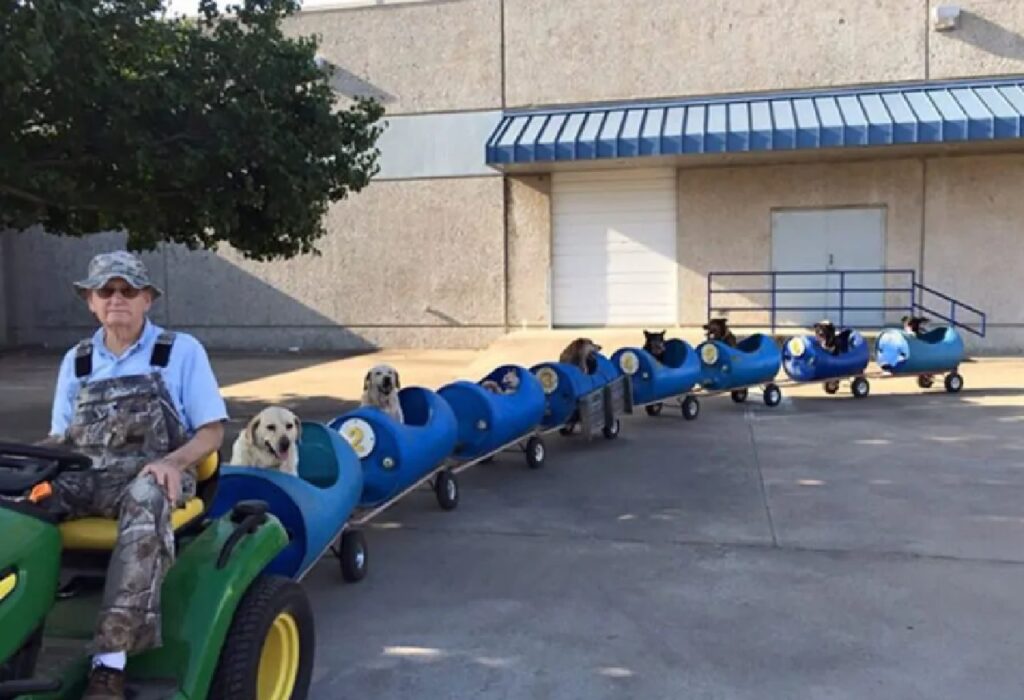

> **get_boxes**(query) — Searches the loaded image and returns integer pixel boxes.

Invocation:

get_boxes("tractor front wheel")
[209,575,314,700]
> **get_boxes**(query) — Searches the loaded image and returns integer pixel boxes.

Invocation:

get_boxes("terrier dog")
[361,363,404,423]
[559,337,602,374]
[813,320,852,356]
[703,318,738,348]
[643,329,668,363]
[229,406,301,475]
[481,368,521,395]
[902,315,929,338]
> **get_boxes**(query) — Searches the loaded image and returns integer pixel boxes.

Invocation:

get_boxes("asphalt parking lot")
[4,351,1024,699]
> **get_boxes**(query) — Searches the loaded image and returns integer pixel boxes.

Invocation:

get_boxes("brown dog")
[703,318,737,348]
[559,337,602,374]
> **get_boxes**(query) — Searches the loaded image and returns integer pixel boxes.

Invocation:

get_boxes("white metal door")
[551,168,678,326]
[771,210,829,327]
[823,208,886,328]
[771,207,886,328]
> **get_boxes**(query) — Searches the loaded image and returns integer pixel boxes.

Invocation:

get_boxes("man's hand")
[140,459,183,503]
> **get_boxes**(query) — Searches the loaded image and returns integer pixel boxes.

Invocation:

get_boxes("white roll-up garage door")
[551,168,678,326]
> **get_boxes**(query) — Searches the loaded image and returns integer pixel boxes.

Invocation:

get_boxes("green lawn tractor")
[0,442,315,700]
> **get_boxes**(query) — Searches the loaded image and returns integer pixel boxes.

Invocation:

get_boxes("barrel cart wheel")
[944,372,964,393]
[434,469,459,511]
[762,383,782,407]
[602,419,621,440]
[823,381,840,395]
[524,436,546,469]
[644,403,664,417]
[681,395,700,421]
[917,375,934,389]
[337,529,368,583]
[730,389,748,403]
[851,377,870,399]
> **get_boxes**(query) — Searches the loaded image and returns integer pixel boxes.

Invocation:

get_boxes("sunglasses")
[95,285,143,299]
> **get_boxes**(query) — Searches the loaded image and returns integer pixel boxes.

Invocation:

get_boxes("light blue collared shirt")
[49,319,229,437]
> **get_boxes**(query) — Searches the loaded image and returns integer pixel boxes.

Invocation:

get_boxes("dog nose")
[382,376,392,389]
[278,435,291,452]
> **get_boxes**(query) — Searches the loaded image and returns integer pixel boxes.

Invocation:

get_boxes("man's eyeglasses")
[95,286,142,300]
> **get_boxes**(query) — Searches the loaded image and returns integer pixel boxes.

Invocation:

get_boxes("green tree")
[0,0,384,260]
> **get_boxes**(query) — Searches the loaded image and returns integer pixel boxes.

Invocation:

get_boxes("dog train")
[217,313,968,583]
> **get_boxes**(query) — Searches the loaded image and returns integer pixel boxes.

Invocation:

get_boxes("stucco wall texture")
[7,178,506,351]
[283,0,502,115]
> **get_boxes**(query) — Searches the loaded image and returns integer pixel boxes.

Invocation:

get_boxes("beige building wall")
[923,153,1024,352]
[506,175,552,328]
[929,0,1024,80]
[6,178,506,350]
[504,0,926,107]
[676,159,925,327]
[284,0,502,114]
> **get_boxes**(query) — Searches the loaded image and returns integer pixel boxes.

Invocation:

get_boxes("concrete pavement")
[2,338,1024,698]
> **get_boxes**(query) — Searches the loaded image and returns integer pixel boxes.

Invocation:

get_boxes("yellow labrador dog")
[361,363,404,423]
[230,406,301,476]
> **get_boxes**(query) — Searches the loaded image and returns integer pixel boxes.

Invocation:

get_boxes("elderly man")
[44,251,228,700]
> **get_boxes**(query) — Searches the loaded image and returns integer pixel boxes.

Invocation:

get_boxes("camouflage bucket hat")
[74,251,163,299]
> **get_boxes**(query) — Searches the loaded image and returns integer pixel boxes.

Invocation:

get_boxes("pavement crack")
[746,415,779,547]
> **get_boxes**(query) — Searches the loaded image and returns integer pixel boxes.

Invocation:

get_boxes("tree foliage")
[0,0,385,260]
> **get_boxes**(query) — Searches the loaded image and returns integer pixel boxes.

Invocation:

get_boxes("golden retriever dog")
[481,368,521,394]
[230,406,301,475]
[559,337,602,374]
[361,363,404,423]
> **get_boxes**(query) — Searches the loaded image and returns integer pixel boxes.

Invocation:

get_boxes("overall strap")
[149,331,177,368]
[73,339,94,379]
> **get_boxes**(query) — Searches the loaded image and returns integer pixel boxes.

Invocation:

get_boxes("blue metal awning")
[485,77,1024,166]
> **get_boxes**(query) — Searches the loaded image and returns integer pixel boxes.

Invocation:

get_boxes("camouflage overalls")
[46,332,197,654]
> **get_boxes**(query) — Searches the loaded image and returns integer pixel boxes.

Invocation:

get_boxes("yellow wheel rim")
[257,612,301,700]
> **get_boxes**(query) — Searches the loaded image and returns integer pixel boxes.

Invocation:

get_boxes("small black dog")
[902,315,929,338]
[814,320,852,356]
[643,329,667,362]
[703,318,737,348]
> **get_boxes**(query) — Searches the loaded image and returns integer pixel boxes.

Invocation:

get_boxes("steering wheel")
[0,442,92,497]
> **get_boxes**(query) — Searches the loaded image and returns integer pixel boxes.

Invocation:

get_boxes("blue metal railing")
[707,269,986,337]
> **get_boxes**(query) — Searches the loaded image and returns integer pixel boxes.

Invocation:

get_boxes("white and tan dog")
[481,368,521,395]
[361,363,404,423]
[230,406,301,476]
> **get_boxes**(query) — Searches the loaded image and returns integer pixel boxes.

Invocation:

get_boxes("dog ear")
[394,370,401,390]
[363,370,372,392]
[295,418,302,443]
[249,417,261,443]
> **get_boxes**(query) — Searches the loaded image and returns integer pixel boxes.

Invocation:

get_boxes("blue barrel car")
[328,386,461,511]
[531,352,632,440]
[611,339,701,420]
[782,330,872,398]
[696,333,783,406]
[210,421,368,582]
[437,364,547,469]
[874,325,966,392]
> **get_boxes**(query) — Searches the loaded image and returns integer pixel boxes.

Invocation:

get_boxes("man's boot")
[82,665,125,700]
